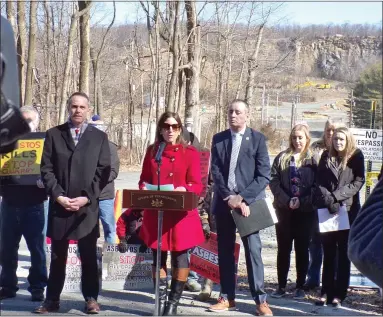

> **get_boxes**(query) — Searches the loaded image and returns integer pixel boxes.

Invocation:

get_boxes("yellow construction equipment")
[294,81,331,89]
[316,83,331,89]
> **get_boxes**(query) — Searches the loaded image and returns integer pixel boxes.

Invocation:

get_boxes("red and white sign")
[190,232,240,284]
[199,151,210,197]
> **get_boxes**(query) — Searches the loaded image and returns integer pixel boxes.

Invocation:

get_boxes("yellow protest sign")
[366,171,380,187]
[0,133,45,181]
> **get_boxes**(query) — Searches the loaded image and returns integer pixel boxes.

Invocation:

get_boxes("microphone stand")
[154,158,164,316]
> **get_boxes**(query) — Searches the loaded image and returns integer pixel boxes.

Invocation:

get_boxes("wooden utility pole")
[266,94,269,124]
[349,89,354,128]
[366,100,376,200]
[275,92,279,129]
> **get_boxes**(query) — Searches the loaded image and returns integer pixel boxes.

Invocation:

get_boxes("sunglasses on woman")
[161,123,180,131]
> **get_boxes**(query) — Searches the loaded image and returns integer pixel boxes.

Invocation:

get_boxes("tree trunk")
[245,24,264,108]
[24,1,38,106]
[16,1,27,107]
[6,1,17,39]
[59,3,92,124]
[167,0,180,113]
[155,2,160,122]
[78,1,91,95]
[184,1,200,132]
[44,0,52,130]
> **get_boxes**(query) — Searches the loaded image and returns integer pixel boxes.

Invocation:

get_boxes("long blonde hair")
[281,124,312,168]
[329,126,357,169]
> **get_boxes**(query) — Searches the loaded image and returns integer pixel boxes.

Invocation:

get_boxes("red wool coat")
[138,143,204,251]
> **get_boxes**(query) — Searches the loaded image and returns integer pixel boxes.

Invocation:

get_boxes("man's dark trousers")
[46,225,99,301]
[0,200,47,294]
[216,206,267,304]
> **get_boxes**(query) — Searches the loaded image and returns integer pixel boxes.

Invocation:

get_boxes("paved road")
[1,242,377,316]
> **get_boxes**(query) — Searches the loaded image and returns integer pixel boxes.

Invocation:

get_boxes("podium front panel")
[122,190,198,211]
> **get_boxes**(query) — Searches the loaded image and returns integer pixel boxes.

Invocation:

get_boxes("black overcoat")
[41,122,111,240]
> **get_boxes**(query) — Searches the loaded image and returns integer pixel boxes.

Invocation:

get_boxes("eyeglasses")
[161,123,180,131]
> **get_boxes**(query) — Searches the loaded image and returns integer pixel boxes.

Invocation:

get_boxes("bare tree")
[16,1,27,106]
[184,1,201,131]
[6,1,17,39]
[78,1,92,95]
[43,0,53,130]
[24,1,38,106]
[58,2,92,124]
[165,1,180,112]
[90,1,116,117]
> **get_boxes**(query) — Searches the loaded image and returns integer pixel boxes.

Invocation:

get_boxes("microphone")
[154,142,166,163]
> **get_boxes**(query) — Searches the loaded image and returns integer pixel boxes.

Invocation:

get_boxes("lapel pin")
[246,137,249,140]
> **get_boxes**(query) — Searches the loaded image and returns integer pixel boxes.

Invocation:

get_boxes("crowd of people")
[0,93,382,316]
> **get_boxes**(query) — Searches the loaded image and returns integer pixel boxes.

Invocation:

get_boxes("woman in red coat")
[138,111,204,315]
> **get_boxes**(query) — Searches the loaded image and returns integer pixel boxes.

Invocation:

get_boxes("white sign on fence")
[351,128,383,162]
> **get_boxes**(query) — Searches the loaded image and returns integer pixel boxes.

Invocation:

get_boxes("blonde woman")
[305,118,339,290]
[270,123,317,300]
[315,126,365,307]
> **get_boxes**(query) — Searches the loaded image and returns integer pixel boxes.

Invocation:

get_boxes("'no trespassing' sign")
[351,128,382,162]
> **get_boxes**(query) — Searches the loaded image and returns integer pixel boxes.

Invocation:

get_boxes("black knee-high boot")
[152,265,168,316]
[163,268,189,316]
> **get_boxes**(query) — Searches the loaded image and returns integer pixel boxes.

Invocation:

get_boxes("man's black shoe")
[0,288,16,300]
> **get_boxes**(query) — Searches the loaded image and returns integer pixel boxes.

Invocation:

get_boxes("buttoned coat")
[41,123,111,240]
[138,142,204,251]
[211,127,271,213]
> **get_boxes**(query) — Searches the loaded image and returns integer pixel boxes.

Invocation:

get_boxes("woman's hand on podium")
[174,186,186,192]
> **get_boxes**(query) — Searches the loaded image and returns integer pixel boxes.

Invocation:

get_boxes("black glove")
[118,239,128,253]
[329,202,340,214]
[138,244,148,253]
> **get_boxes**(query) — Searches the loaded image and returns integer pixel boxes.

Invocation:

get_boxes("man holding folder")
[209,99,273,316]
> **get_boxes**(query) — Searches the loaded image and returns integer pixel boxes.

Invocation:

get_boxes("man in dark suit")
[208,99,273,316]
[34,92,111,315]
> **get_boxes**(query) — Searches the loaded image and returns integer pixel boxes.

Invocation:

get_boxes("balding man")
[209,99,273,316]
[0,106,48,302]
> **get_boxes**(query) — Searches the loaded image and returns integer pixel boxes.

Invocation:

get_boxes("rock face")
[292,35,382,79]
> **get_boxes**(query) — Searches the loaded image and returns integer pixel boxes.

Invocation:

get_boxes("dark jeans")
[307,223,323,287]
[0,200,48,294]
[320,230,351,302]
[46,226,99,301]
[275,210,313,289]
[152,249,189,269]
[216,207,267,304]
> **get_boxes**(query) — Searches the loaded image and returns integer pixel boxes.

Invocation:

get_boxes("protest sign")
[0,132,45,185]
[102,243,153,290]
[199,150,210,197]
[366,171,380,189]
[45,240,102,293]
[351,128,382,162]
[190,232,240,284]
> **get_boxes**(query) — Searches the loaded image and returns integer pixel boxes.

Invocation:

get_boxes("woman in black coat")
[270,123,317,300]
[315,126,365,307]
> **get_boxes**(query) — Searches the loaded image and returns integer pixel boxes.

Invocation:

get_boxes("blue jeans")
[0,200,48,293]
[99,199,116,244]
[307,229,323,287]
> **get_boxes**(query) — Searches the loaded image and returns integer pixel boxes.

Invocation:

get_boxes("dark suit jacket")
[41,122,111,240]
[211,127,271,214]
[99,141,120,200]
